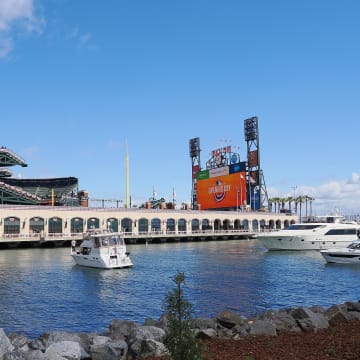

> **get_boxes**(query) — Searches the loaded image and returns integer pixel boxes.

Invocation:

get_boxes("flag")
[173,188,176,200]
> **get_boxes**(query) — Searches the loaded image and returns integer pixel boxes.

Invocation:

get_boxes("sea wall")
[1,300,359,359]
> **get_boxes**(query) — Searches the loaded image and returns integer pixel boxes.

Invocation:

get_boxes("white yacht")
[320,240,360,264]
[71,229,133,269]
[256,215,360,251]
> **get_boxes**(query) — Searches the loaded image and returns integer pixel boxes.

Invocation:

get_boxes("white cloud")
[268,172,360,216]
[0,0,43,58]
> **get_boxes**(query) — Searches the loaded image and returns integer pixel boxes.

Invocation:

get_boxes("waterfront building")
[0,205,297,246]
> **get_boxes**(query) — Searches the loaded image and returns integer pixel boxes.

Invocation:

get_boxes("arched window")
[87,218,99,230]
[242,219,249,231]
[166,219,175,233]
[71,218,84,233]
[192,219,200,231]
[201,219,210,230]
[151,218,161,232]
[178,218,186,232]
[121,218,132,233]
[4,217,20,235]
[49,217,63,234]
[30,217,44,234]
[214,219,221,230]
[252,219,259,232]
[275,220,282,229]
[107,218,119,232]
[223,219,231,230]
[138,218,149,233]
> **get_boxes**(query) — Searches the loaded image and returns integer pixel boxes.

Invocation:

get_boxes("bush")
[163,272,203,360]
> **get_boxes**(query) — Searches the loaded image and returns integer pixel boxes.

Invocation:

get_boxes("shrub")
[163,272,203,360]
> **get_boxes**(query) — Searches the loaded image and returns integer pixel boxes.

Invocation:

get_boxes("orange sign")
[197,172,246,210]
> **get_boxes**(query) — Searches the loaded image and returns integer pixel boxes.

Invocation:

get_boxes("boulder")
[90,340,128,360]
[44,341,82,360]
[0,329,14,358]
[216,311,247,329]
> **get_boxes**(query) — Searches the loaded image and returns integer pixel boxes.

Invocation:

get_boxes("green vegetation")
[163,271,203,360]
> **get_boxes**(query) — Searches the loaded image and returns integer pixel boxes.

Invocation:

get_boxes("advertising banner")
[229,161,246,174]
[248,150,258,168]
[196,170,209,180]
[192,165,200,179]
[209,166,229,178]
[197,172,247,210]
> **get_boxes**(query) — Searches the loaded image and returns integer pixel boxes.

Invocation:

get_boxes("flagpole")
[125,140,129,208]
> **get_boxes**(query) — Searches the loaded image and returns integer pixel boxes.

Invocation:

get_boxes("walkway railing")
[0,229,254,244]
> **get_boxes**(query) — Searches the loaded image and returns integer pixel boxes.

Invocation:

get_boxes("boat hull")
[320,250,360,264]
[71,254,133,269]
[256,235,356,251]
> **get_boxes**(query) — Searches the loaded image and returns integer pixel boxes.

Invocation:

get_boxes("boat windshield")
[98,235,125,247]
[286,224,324,230]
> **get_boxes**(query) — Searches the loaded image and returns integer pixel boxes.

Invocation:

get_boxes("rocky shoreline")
[1,300,359,359]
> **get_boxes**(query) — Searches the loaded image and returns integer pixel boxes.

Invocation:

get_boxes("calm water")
[1,240,360,338]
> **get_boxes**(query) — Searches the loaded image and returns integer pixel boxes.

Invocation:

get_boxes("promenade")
[0,205,297,246]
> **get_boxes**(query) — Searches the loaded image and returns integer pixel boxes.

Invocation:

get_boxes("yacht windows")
[325,229,357,236]
[286,224,323,230]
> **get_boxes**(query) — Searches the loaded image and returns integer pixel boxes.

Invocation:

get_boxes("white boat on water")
[255,215,360,251]
[320,240,360,264]
[71,229,133,269]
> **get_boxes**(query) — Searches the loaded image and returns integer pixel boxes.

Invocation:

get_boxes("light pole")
[239,174,244,211]
[253,186,258,210]
[236,186,239,211]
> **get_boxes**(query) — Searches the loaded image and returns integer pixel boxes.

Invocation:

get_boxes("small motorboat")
[71,229,133,269]
[320,240,360,264]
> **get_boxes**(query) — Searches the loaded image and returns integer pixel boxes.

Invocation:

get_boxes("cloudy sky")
[1,0,360,216]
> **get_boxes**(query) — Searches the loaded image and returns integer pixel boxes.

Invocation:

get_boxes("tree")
[163,272,203,360]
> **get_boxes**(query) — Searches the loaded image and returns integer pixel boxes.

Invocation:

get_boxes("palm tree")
[268,198,274,212]
[286,196,293,213]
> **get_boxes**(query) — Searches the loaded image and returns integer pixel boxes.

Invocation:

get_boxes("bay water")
[0,240,359,338]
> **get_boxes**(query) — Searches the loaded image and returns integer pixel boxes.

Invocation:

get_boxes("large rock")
[44,341,82,360]
[90,340,128,360]
[248,319,277,336]
[325,304,352,326]
[0,329,14,358]
[35,331,91,359]
[127,326,166,358]
[106,320,138,341]
[216,311,247,329]
[290,307,329,333]
[261,309,302,333]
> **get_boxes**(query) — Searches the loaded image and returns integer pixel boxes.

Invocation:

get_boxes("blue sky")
[1,0,360,215]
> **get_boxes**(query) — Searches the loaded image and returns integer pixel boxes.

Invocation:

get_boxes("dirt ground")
[144,319,360,360]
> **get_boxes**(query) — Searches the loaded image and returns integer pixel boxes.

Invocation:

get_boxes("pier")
[0,205,297,247]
